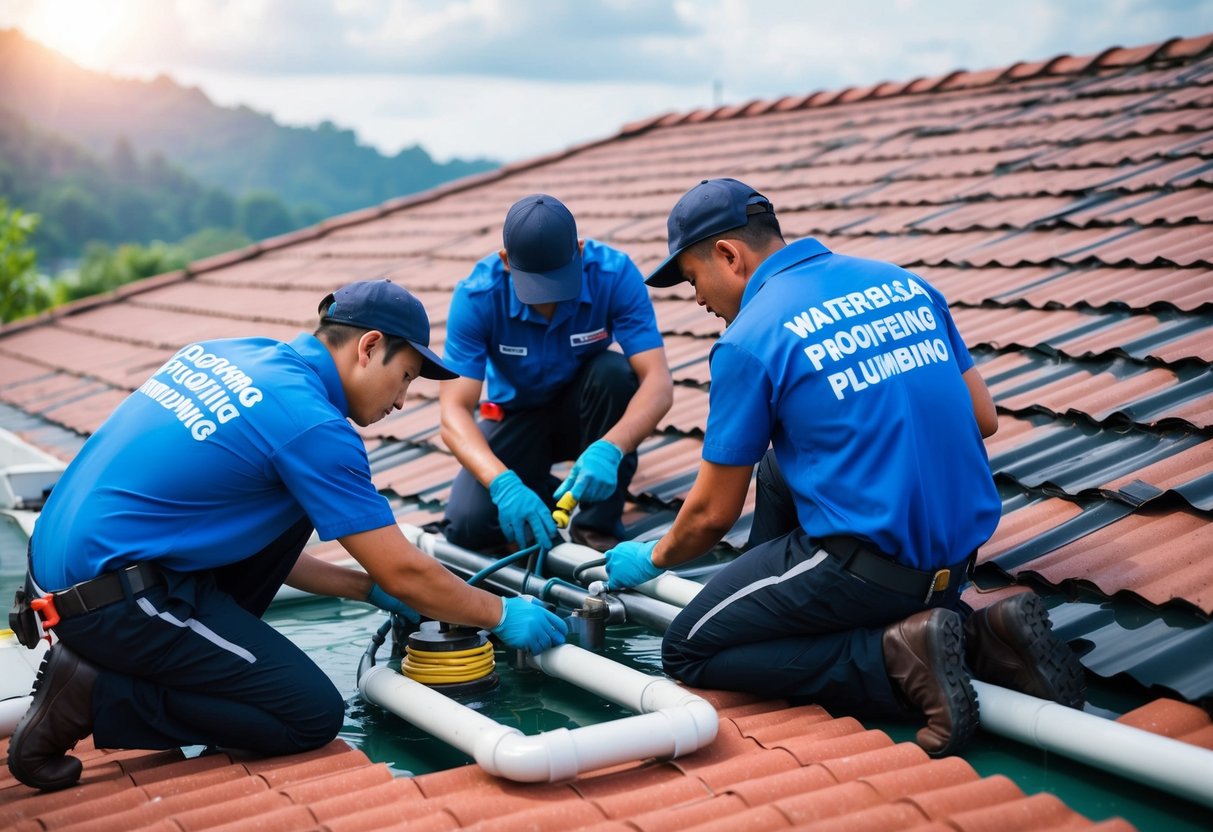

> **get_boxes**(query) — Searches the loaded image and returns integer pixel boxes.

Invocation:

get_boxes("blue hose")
[465,544,541,587]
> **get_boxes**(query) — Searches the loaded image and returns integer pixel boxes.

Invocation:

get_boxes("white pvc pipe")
[973,681,1213,810]
[360,644,717,783]
[432,531,708,610]
[543,540,707,608]
[0,697,31,736]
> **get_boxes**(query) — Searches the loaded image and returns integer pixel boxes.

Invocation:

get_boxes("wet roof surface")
[2,31,1213,831]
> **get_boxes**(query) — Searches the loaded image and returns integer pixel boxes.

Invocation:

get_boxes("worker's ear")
[714,240,744,275]
[498,248,510,270]
[357,330,384,367]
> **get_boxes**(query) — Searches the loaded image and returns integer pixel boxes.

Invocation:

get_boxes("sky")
[1,0,1210,163]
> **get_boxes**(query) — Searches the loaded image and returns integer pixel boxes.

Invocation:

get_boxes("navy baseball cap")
[502,194,583,305]
[646,178,774,287]
[319,279,458,380]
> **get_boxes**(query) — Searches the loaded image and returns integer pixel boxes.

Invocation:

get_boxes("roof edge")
[615,32,1213,135]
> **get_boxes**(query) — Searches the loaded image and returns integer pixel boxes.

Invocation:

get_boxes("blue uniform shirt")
[442,239,664,409]
[31,333,396,589]
[703,238,1001,570]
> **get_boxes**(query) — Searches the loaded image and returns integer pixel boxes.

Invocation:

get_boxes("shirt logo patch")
[570,328,608,348]
[499,344,528,356]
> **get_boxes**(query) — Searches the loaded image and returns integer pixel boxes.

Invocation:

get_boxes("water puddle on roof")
[262,598,667,777]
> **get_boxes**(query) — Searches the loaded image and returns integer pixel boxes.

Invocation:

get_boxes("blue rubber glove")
[555,440,624,504]
[489,470,557,550]
[491,596,568,654]
[604,540,663,590]
[367,583,420,623]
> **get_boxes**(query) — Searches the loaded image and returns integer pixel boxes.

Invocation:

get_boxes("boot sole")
[925,610,979,758]
[989,594,1086,709]
[7,648,85,791]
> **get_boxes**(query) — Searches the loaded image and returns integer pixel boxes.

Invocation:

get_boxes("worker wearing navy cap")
[440,194,672,554]
[604,179,1086,757]
[9,279,566,792]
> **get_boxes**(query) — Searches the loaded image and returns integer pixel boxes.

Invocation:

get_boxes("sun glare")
[23,0,133,69]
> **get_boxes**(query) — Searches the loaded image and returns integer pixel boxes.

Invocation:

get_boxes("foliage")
[50,228,253,307]
[0,199,49,322]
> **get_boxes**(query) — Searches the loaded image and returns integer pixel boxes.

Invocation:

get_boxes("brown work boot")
[570,526,620,554]
[965,592,1086,709]
[883,608,977,757]
[8,643,98,791]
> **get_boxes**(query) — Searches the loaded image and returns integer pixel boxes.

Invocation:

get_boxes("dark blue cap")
[319,279,458,380]
[502,194,582,304]
[646,178,774,287]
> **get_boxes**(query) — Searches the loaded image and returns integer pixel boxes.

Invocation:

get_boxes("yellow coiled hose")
[402,640,495,685]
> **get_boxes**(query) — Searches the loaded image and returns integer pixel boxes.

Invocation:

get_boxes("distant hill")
[0,28,498,220]
[1,103,305,261]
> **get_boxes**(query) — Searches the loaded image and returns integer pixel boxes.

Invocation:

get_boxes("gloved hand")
[604,539,662,590]
[491,596,568,654]
[366,583,420,623]
[489,470,558,550]
[555,440,623,504]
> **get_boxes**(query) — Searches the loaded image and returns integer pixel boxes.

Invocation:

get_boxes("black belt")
[819,536,972,603]
[38,563,165,624]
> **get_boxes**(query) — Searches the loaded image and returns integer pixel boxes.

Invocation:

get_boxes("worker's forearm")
[286,553,373,601]
[378,554,502,630]
[651,512,730,569]
[602,374,673,454]
[441,407,507,487]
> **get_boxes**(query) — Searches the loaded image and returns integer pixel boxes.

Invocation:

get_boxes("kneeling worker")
[604,179,1085,757]
[10,279,566,792]
[440,194,672,554]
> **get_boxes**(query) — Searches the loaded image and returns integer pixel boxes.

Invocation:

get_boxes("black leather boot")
[883,608,978,757]
[8,643,99,791]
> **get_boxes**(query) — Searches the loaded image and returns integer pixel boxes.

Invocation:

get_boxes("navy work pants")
[661,450,966,717]
[444,350,639,549]
[47,517,345,753]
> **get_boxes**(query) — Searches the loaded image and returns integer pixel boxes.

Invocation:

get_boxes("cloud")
[2,0,1207,162]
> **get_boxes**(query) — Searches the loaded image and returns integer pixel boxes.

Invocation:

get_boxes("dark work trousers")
[444,350,639,550]
[46,516,345,753]
[662,450,966,718]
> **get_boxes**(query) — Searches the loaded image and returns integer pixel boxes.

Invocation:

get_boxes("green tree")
[176,227,251,261]
[56,240,187,303]
[0,199,48,322]
[237,192,296,240]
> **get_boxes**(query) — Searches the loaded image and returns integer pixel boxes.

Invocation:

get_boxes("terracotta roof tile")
[792,801,930,832]
[945,792,1085,832]
[1116,698,1213,749]
[771,779,886,825]
[860,757,978,799]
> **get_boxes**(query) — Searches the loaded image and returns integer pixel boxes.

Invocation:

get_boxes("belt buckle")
[925,568,950,603]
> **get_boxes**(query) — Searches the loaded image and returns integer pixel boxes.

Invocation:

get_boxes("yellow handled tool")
[552,492,578,529]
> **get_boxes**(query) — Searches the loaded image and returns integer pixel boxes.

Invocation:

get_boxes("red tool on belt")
[479,401,505,422]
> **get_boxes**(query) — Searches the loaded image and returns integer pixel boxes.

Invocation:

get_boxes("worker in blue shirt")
[9,279,566,792]
[440,194,672,554]
[604,179,1085,757]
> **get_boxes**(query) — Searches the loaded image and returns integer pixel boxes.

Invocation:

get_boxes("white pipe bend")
[360,643,718,783]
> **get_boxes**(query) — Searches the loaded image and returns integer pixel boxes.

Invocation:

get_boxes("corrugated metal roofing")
[4,30,1213,831]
